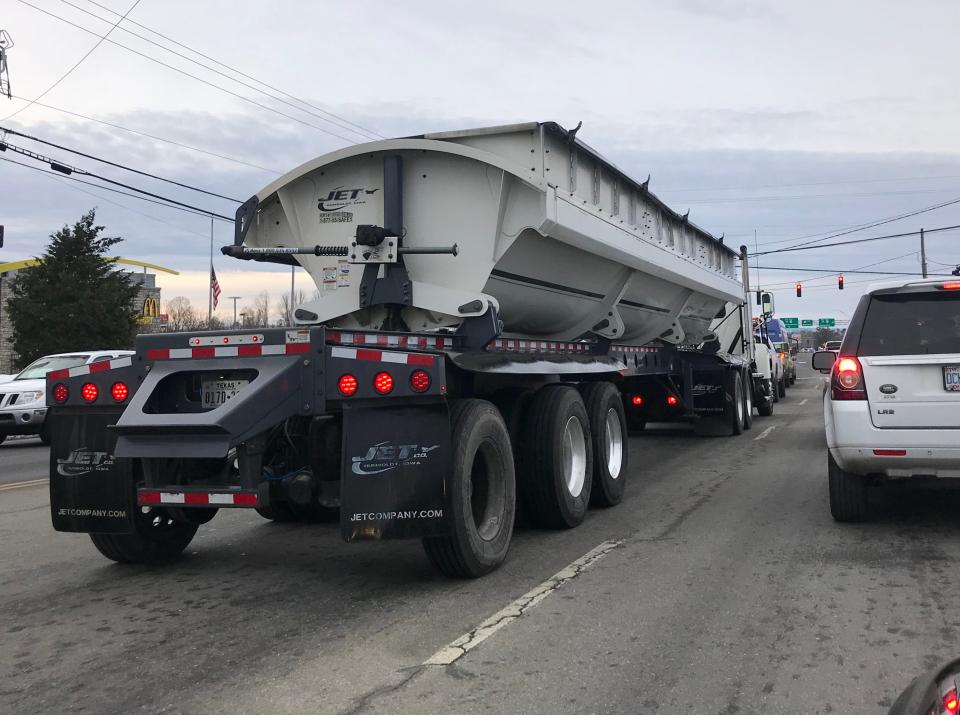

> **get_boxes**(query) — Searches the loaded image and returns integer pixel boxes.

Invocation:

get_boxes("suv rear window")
[858,292,960,356]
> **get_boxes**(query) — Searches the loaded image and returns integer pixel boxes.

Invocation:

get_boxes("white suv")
[812,279,960,521]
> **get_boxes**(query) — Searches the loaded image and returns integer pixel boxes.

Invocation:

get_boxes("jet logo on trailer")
[351,441,439,475]
[317,187,380,212]
[56,448,115,477]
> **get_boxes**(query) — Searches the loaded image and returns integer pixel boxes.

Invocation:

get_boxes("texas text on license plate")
[945,366,960,392]
[201,379,249,408]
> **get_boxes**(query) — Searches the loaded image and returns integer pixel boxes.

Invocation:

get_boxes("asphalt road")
[4,364,960,714]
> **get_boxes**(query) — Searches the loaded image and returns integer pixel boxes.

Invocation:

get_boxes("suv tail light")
[831,356,866,400]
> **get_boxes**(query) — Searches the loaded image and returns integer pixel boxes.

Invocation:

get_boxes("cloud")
[670,0,778,21]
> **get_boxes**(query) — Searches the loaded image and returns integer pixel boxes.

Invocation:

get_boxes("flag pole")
[208,217,214,325]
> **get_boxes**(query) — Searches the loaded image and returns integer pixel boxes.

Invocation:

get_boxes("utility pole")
[208,217,214,324]
[920,227,928,278]
[227,296,242,327]
[289,264,295,326]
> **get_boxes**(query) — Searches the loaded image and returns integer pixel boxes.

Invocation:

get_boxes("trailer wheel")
[519,386,593,528]
[578,383,628,507]
[742,372,754,430]
[256,502,298,522]
[422,399,515,578]
[694,371,744,437]
[89,507,198,563]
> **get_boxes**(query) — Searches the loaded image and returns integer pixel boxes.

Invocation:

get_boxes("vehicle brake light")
[81,383,99,403]
[779,352,786,360]
[409,369,431,392]
[338,374,358,396]
[944,689,959,714]
[831,356,866,400]
[943,282,960,290]
[873,449,906,456]
[52,383,69,403]
[631,394,643,406]
[666,395,679,406]
[374,371,394,395]
[111,382,129,402]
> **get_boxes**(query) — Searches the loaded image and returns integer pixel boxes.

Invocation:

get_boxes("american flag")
[210,266,221,309]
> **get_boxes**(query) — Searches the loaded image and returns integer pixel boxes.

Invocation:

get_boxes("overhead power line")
[1,125,241,201]
[752,223,960,257]
[0,154,219,221]
[1,141,233,221]
[750,194,960,253]
[758,251,920,289]
[753,265,953,276]
[70,0,384,141]
[15,0,370,145]
[9,94,283,174]
[3,0,141,122]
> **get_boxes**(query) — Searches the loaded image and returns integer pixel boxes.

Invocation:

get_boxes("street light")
[227,296,242,327]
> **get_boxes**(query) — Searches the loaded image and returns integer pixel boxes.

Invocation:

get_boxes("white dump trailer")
[47,122,773,578]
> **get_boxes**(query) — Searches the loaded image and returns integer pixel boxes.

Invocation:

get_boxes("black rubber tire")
[255,502,298,522]
[778,377,787,399]
[422,399,516,578]
[89,508,198,563]
[39,421,51,446]
[828,452,869,522]
[578,382,628,507]
[519,386,593,529]
[729,372,745,436]
[742,372,754,431]
[757,380,774,417]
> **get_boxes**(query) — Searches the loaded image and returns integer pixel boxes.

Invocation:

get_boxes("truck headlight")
[15,391,44,405]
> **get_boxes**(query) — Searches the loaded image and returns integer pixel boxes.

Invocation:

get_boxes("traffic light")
[838,274,844,290]
[796,282,802,298]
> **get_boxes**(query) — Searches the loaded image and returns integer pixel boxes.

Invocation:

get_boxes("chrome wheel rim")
[736,382,744,424]
[604,408,623,479]
[561,416,587,498]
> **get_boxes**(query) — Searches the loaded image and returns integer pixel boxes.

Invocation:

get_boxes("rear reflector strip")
[873,449,907,456]
[47,356,133,381]
[146,343,309,361]
[328,331,455,350]
[488,338,593,353]
[138,489,259,507]
[330,346,435,366]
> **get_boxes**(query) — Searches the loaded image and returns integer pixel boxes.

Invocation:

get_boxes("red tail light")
[831,356,866,400]
[631,394,643,406]
[873,449,906,456]
[944,689,959,714]
[111,382,129,402]
[373,372,394,395]
[338,374,358,396]
[943,282,960,291]
[779,352,786,360]
[409,369,431,392]
[52,383,69,403]
[81,383,99,403]
[666,395,679,406]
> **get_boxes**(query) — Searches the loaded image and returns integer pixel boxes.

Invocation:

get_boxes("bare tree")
[277,288,308,325]
[251,290,271,327]
[166,296,198,332]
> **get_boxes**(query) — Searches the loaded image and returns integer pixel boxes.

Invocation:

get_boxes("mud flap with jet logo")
[340,403,450,542]
[49,408,136,534]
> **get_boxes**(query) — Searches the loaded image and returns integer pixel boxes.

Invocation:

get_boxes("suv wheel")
[828,452,869,522]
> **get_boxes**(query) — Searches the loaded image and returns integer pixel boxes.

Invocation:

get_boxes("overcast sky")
[2,0,960,324]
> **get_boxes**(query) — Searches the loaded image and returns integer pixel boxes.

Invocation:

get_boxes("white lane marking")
[754,425,777,441]
[424,539,623,666]
[799,398,808,405]
[0,478,48,492]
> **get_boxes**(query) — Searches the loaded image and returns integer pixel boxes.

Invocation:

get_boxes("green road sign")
[818,318,836,327]
[801,319,814,327]
[782,318,799,328]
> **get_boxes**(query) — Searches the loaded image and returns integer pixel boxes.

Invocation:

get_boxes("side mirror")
[760,291,774,317]
[811,350,836,372]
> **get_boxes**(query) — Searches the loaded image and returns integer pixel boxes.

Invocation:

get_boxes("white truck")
[47,122,768,577]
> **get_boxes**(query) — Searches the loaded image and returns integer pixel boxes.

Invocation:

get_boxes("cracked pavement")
[3,366,960,713]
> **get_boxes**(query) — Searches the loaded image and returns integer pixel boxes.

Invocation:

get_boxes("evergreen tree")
[7,209,140,365]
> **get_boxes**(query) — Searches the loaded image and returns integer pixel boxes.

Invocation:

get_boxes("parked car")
[812,279,960,521]
[0,350,133,445]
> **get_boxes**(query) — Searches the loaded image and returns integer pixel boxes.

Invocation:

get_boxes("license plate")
[201,379,248,408]
[945,366,960,392]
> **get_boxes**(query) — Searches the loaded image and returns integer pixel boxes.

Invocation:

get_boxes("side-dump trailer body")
[48,122,766,577]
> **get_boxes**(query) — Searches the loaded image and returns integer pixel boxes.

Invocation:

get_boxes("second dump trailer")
[47,122,767,577]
